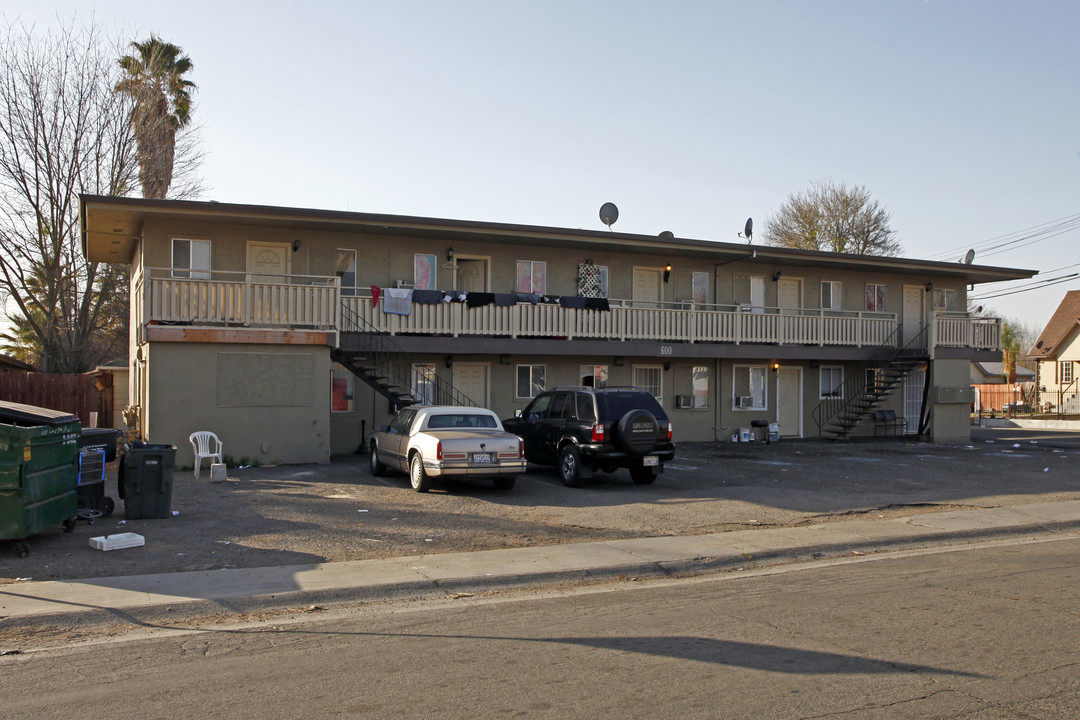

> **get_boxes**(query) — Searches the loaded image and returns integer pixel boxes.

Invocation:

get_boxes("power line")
[969,274,1080,300]
[923,212,1080,261]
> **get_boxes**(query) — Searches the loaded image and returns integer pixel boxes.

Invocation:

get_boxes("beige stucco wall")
[145,341,332,467]
[928,357,973,442]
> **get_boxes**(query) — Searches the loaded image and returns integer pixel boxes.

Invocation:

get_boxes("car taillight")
[591,424,605,442]
[665,421,672,440]
[518,438,525,458]
[436,441,443,460]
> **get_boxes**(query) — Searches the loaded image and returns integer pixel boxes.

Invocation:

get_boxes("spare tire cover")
[616,410,659,455]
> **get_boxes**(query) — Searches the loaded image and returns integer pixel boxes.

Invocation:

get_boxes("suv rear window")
[598,391,666,419]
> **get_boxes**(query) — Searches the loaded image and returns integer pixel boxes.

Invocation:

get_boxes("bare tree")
[0,17,137,371]
[763,180,902,256]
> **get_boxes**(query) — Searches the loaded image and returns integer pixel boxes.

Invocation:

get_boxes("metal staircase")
[333,304,480,411]
[813,326,929,439]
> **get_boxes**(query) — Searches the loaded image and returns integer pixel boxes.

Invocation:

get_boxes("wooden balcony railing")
[143,268,340,330]
[138,273,1001,352]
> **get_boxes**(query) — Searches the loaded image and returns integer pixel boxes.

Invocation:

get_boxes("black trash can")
[120,443,177,519]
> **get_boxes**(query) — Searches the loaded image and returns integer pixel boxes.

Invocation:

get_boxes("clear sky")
[8,1,1080,334]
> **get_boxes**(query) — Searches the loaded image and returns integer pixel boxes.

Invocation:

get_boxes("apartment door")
[777,277,802,311]
[247,241,291,282]
[247,242,291,324]
[750,275,766,313]
[776,366,803,438]
[453,363,489,408]
[456,258,488,293]
[632,267,662,308]
[902,284,924,347]
[904,368,926,434]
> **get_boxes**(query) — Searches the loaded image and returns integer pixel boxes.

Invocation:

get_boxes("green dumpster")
[0,401,81,555]
[120,443,177,519]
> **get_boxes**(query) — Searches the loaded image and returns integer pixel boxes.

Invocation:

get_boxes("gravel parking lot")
[2,430,1078,584]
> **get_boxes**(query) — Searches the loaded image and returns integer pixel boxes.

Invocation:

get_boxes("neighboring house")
[80,195,1035,466]
[0,354,38,373]
[970,361,1036,412]
[1027,291,1080,414]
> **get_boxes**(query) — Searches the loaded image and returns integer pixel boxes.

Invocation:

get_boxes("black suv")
[503,386,675,487]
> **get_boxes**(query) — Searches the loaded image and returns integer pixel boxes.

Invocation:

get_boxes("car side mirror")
[514,409,523,418]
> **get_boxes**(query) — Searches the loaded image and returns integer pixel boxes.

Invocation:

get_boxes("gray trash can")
[120,444,176,519]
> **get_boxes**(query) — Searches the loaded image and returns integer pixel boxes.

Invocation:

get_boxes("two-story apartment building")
[80,195,1035,466]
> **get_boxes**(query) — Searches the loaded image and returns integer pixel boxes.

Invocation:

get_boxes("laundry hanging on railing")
[466,292,495,308]
[383,288,413,315]
[412,289,444,304]
[493,293,517,306]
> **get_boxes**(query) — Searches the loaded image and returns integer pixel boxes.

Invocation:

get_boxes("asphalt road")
[3,535,1076,719]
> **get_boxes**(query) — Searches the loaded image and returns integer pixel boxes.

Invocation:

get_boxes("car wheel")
[369,441,387,476]
[558,445,583,487]
[616,410,660,455]
[409,453,431,493]
[493,475,516,491]
[629,465,658,485]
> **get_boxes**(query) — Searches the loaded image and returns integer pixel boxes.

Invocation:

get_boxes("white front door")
[903,285,924,347]
[247,241,291,282]
[632,267,662,307]
[456,258,488,293]
[750,275,766,313]
[904,368,925,434]
[453,363,489,408]
[776,367,803,437]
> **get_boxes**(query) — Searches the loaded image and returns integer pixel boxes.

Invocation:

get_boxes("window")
[390,407,417,434]
[411,363,436,406]
[865,283,886,312]
[336,249,356,296]
[515,260,546,294]
[577,262,608,298]
[820,366,844,399]
[574,392,596,422]
[1061,362,1074,385]
[692,272,708,305]
[932,288,959,312]
[692,365,709,408]
[331,363,354,412]
[734,274,766,311]
[580,364,608,388]
[821,281,842,310]
[172,238,211,279]
[633,365,663,401]
[414,254,437,291]
[516,364,546,399]
[733,365,766,409]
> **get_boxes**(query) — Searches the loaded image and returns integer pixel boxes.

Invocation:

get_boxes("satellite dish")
[744,218,753,238]
[599,202,619,229]
[659,230,674,239]
[963,249,975,264]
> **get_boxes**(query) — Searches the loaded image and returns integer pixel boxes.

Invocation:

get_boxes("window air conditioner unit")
[736,395,753,408]
[394,280,415,289]
[738,304,753,313]
[676,395,693,409]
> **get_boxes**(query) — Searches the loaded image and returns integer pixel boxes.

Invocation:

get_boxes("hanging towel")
[466,292,495,308]
[442,290,466,303]
[383,288,413,315]
[412,289,444,305]
[370,286,381,306]
[493,293,517,307]
[515,293,540,304]
[584,297,610,312]
[559,295,587,309]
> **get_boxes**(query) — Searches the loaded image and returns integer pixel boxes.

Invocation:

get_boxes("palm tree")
[114,37,195,199]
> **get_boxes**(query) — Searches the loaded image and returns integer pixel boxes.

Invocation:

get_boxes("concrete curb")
[2,506,1079,631]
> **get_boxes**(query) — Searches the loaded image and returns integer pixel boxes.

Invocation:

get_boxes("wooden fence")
[0,373,107,428]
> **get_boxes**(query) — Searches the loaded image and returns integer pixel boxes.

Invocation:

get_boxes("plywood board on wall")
[217,352,314,407]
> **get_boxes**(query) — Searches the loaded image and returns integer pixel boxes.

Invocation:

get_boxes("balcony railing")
[139,272,1001,352]
[143,268,340,330]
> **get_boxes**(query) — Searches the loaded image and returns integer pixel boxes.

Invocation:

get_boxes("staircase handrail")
[812,324,929,435]
[336,304,479,409]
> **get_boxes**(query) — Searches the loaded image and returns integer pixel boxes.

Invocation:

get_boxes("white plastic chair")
[189,431,224,479]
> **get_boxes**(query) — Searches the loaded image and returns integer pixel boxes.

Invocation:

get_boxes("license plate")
[643,455,659,466]
[472,453,493,464]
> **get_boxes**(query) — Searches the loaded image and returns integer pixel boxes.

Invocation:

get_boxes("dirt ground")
[2,431,1078,585]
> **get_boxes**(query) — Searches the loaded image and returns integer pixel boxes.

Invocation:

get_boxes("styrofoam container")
[89,532,145,551]
[210,462,227,481]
